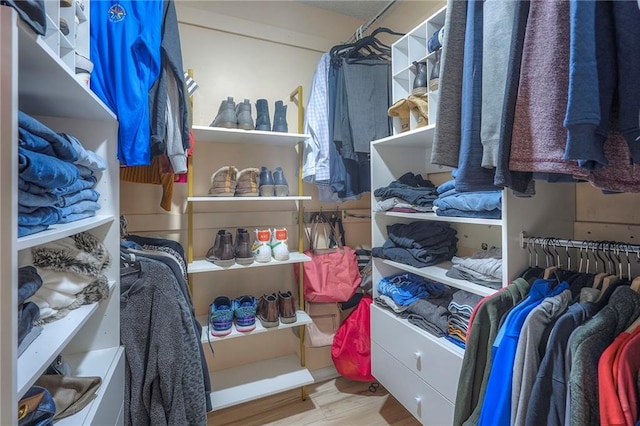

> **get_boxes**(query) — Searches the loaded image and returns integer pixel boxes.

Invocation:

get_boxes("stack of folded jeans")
[374,171,439,213]
[18,266,43,356]
[445,290,483,349]
[18,112,106,237]
[433,178,502,219]
[372,221,458,268]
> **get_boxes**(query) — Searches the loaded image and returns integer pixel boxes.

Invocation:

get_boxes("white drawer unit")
[372,341,455,426]
[371,304,463,403]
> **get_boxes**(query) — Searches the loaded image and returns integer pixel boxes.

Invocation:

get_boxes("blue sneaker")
[233,295,257,332]
[210,296,233,337]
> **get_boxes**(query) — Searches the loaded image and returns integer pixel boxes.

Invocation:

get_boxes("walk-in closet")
[4,0,640,425]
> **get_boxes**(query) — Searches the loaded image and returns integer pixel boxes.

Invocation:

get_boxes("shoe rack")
[390,5,446,132]
[186,85,315,411]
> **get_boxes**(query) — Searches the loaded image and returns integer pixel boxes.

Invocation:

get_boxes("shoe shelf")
[56,346,125,426]
[197,310,312,343]
[187,251,311,274]
[380,259,498,298]
[191,125,309,146]
[188,195,311,202]
[16,214,115,251]
[208,354,314,411]
[378,211,502,226]
[17,17,115,122]
[17,280,116,397]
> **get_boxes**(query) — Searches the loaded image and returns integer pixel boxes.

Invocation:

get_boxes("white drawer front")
[371,304,463,402]
[372,342,454,426]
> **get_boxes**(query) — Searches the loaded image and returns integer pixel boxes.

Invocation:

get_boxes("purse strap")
[304,212,342,251]
[329,212,346,247]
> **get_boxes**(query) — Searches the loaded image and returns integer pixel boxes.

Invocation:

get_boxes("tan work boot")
[388,98,411,133]
[407,94,429,128]
[208,166,238,196]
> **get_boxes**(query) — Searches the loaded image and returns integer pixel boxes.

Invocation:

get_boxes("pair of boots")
[259,166,289,197]
[210,97,288,133]
[211,97,255,130]
[388,95,428,132]
[206,228,254,267]
[257,291,297,328]
[255,99,288,133]
[208,166,260,197]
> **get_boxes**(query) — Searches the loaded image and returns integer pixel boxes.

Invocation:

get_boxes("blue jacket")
[90,1,163,166]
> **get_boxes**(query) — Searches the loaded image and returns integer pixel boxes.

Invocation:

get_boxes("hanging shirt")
[302,53,331,182]
[90,1,163,166]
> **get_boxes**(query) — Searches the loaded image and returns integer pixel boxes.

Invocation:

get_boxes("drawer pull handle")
[414,351,421,360]
[415,396,422,405]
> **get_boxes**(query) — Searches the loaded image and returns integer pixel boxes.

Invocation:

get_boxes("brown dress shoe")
[278,291,297,324]
[257,293,279,328]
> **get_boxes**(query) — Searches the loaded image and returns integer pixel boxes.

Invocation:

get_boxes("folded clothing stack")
[372,221,458,268]
[446,247,503,289]
[18,111,106,237]
[374,171,439,213]
[446,290,483,349]
[433,178,502,219]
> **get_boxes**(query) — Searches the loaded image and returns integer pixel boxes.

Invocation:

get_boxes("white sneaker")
[251,229,272,262]
[271,228,290,261]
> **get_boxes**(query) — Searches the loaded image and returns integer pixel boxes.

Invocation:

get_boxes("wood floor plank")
[207,377,421,426]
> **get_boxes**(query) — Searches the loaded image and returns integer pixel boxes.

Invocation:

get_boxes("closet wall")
[119,1,442,374]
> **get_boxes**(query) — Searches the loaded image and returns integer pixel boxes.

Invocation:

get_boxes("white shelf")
[209,354,314,411]
[17,215,115,251]
[198,310,311,343]
[378,211,502,226]
[188,195,311,202]
[374,304,464,359]
[55,346,125,426]
[188,251,311,274]
[17,19,115,122]
[17,280,116,397]
[380,259,499,297]
[192,125,309,146]
[371,124,435,147]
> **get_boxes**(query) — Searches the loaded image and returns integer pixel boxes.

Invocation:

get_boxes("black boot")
[272,100,288,133]
[255,99,271,131]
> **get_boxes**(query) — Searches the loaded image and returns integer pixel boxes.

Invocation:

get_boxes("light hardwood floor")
[207,377,422,425]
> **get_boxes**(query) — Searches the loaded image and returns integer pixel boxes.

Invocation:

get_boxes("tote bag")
[294,212,361,303]
[331,295,375,382]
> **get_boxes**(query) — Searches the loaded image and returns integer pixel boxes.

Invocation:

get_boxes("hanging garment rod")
[347,0,397,43]
[520,232,640,254]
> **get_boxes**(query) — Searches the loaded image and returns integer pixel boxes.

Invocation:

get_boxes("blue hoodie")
[90,1,163,166]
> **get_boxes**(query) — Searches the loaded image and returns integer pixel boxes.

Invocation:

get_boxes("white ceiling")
[296,0,393,21]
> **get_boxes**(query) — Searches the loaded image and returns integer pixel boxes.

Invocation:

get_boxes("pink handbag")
[294,212,361,303]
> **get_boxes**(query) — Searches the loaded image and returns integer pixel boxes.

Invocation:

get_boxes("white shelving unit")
[390,6,446,131]
[370,7,576,425]
[1,6,123,424]
[187,121,314,411]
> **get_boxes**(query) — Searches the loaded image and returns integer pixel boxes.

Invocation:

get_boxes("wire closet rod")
[520,232,640,254]
[347,0,398,43]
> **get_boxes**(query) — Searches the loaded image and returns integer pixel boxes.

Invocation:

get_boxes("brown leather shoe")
[257,293,279,328]
[278,291,297,324]
[234,228,253,265]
